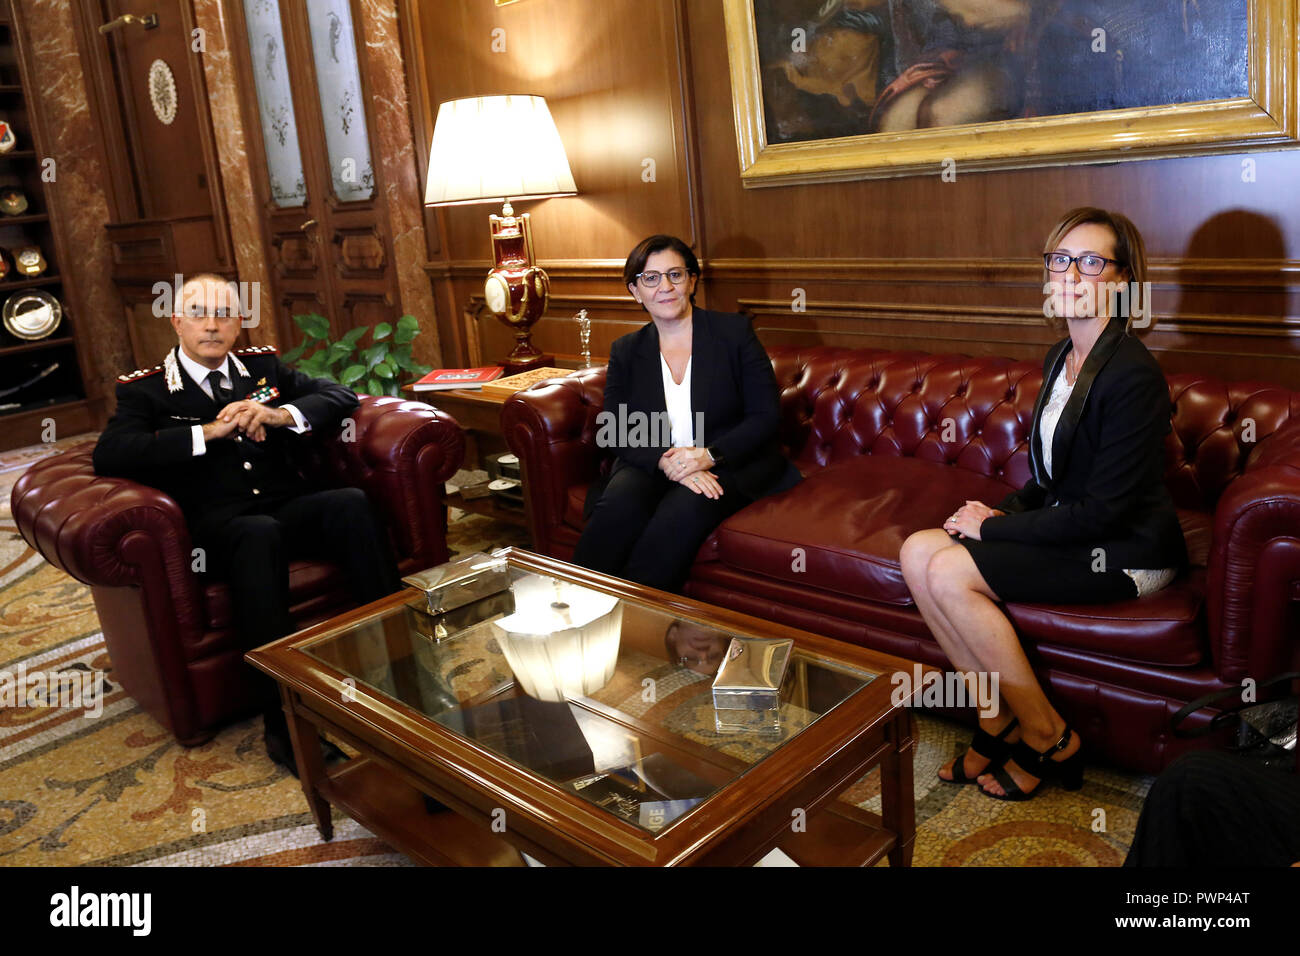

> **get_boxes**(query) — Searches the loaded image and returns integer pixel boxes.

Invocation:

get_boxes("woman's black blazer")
[595,307,798,502]
[980,317,1188,571]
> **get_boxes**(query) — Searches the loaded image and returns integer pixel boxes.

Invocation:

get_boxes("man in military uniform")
[93,273,399,771]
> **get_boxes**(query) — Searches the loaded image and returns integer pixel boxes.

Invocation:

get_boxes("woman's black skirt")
[958,537,1139,605]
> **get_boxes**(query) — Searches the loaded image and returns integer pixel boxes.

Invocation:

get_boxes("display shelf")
[0,399,94,447]
[0,0,95,451]
[0,274,62,290]
[0,335,73,356]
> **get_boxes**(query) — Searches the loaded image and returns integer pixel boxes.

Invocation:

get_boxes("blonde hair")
[1042,207,1149,333]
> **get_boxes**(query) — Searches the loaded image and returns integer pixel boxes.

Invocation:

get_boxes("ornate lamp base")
[502,353,555,376]
[485,206,556,376]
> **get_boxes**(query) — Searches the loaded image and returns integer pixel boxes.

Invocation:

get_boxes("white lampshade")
[492,575,622,703]
[424,94,577,207]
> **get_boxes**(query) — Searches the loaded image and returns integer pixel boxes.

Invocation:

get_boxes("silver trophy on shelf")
[576,309,592,368]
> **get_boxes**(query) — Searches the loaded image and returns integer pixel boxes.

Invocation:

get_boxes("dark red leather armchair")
[502,349,1300,774]
[11,396,465,746]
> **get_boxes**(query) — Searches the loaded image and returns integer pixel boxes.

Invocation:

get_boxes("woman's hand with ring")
[681,469,723,499]
[662,446,711,481]
[942,500,1003,540]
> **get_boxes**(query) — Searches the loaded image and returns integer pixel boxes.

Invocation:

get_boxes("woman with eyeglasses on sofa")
[900,207,1188,800]
[573,234,799,593]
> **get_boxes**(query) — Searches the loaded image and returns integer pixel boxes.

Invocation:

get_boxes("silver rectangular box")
[711,636,793,711]
[402,551,511,616]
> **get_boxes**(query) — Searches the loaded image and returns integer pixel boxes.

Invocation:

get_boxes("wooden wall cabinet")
[0,0,99,450]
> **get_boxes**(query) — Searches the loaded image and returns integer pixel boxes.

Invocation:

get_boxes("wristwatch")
[706,445,724,466]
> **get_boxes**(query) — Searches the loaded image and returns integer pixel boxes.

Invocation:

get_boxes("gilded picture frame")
[723,0,1299,185]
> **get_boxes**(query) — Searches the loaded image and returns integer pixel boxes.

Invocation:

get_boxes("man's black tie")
[207,369,234,405]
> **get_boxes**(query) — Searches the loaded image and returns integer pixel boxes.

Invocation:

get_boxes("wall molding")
[427,256,1300,292]
[738,297,1300,338]
[426,259,628,280]
[715,258,1300,292]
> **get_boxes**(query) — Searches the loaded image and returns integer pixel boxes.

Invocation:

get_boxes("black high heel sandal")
[941,717,1019,785]
[982,725,1084,801]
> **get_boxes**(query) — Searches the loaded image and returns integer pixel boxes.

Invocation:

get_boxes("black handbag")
[1171,672,1299,772]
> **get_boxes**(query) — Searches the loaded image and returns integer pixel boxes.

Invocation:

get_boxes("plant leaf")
[389,349,421,372]
[294,313,330,340]
[298,354,327,379]
[365,376,384,396]
[373,361,395,380]
[361,343,387,370]
[339,364,367,385]
[394,314,420,345]
[341,325,369,347]
[281,341,308,365]
[372,322,392,342]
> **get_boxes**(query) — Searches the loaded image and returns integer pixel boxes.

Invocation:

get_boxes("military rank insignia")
[246,385,280,404]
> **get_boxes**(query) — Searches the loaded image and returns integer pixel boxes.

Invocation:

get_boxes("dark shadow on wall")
[1169,209,1296,382]
[1172,209,1289,325]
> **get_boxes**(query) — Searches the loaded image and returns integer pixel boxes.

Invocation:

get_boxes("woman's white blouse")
[1039,364,1075,481]
[661,354,694,447]
[1038,357,1176,598]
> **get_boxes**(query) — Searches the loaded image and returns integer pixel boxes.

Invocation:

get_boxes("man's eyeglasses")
[635,269,691,288]
[1043,253,1119,276]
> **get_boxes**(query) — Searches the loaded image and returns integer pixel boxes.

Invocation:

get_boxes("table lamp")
[492,574,622,703]
[424,95,577,374]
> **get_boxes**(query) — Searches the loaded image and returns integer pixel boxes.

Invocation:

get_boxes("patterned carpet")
[0,444,1153,866]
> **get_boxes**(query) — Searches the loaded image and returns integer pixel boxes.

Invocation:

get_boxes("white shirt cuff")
[282,404,310,434]
[191,425,206,456]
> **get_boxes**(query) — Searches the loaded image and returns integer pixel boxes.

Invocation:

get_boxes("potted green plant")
[281,313,432,397]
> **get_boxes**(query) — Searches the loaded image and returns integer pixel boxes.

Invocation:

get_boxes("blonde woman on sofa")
[899,207,1188,800]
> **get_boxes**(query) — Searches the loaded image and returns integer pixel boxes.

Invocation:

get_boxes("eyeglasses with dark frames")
[1043,252,1120,276]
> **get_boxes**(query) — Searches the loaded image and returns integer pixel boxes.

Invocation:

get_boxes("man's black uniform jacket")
[93,345,359,530]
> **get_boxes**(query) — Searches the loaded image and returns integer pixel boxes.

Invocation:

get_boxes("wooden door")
[228,0,402,350]
[72,0,235,367]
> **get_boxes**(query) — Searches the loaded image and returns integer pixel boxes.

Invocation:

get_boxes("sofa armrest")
[319,395,465,568]
[11,442,206,622]
[1207,419,1300,682]
[501,368,607,556]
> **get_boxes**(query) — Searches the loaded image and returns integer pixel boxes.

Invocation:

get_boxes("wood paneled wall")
[406,0,1300,387]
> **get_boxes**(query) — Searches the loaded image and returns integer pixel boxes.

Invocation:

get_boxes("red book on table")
[411,366,505,392]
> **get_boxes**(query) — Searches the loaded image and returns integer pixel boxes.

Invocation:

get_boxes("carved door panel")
[73,0,235,366]
[231,0,400,350]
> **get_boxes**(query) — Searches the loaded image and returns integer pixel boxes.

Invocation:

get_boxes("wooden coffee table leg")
[882,709,916,867]
[281,686,334,842]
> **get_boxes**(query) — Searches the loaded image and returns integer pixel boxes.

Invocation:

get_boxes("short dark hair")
[623,235,700,302]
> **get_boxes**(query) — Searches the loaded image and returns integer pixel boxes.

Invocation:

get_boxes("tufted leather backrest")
[1163,376,1300,512]
[768,346,1300,514]
[296,395,465,565]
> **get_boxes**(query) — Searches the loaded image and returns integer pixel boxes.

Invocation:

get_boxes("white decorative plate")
[148,59,177,126]
[3,290,62,340]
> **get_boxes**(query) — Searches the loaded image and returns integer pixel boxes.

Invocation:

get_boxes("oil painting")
[723,0,1296,183]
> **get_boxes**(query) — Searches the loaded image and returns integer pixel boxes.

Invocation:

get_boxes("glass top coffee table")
[247,548,918,867]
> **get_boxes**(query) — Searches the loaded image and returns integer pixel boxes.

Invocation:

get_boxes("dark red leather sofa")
[502,347,1300,774]
[11,396,465,745]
